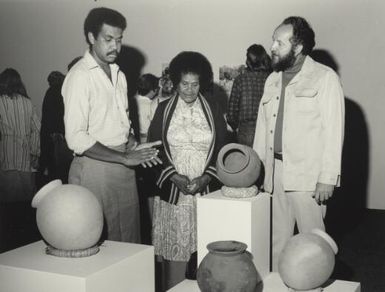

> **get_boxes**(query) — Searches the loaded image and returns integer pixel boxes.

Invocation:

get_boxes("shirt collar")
[82,49,120,72]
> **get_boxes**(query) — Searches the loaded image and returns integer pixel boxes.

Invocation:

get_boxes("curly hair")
[282,16,315,55]
[0,68,28,98]
[168,51,213,93]
[84,7,126,46]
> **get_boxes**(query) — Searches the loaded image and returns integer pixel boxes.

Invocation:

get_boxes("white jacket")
[253,56,345,193]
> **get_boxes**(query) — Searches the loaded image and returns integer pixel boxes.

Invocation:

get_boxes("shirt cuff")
[72,139,96,155]
[318,172,340,187]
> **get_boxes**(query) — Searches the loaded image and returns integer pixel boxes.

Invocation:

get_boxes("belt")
[274,152,283,160]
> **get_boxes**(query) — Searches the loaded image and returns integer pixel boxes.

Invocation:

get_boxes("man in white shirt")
[62,7,161,243]
[135,74,159,143]
[253,16,344,270]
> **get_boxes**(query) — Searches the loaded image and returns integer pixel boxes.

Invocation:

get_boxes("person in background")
[39,71,71,184]
[149,67,175,120]
[62,7,161,243]
[134,73,160,240]
[38,57,82,186]
[0,68,40,201]
[136,73,159,143]
[227,44,271,146]
[67,56,82,72]
[0,68,40,251]
[253,16,345,271]
[148,51,227,290]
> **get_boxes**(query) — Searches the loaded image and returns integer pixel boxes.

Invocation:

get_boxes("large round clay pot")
[32,180,103,252]
[197,240,260,292]
[216,143,261,187]
[278,229,338,291]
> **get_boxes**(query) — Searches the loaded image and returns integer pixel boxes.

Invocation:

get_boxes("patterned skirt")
[152,194,199,262]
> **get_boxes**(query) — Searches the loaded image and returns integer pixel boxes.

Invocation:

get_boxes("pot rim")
[311,228,339,254]
[217,143,250,174]
[31,179,62,208]
[207,240,248,255]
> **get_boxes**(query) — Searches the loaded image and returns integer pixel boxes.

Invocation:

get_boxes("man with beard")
[253,16,344,271]
[62,7,161,243]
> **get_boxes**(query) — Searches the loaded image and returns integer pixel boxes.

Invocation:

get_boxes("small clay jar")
[197,240,260,292]
[32,180,103,254]
[278,229,338,291]
[216,143,262,188]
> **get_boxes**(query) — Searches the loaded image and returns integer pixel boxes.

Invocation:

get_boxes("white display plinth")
[0,240,154,292]
[197,190,271,279]
[168,273,361,292]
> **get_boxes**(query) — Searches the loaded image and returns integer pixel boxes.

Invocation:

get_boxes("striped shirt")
[0,94,40,171]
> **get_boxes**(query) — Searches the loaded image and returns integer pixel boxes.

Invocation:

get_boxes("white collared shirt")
[62,50,131,154]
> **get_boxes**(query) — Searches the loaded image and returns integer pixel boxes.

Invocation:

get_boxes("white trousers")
[272,159,326,271]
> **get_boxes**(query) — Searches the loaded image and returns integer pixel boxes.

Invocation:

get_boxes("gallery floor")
[1,202,384,292]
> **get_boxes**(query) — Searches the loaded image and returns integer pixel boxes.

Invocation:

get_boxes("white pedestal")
[168,273,361,292]
[0,240,154,292]
[257,273,361,292]
[197,190,271,279]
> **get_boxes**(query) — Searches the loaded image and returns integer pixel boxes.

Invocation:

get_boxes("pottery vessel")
[32,179,103,251]
[197,240,260,292]
[216,143,261,188]
[278,229,338,291]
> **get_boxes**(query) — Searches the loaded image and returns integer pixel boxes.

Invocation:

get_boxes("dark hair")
[282,16,315,55]
[137,74,159,96]
[0,68,28,98]
[84,7,127,45]
[168,51,213,93]
[47,71,65,87]
[67,56,83,71]
[246,44,272,72]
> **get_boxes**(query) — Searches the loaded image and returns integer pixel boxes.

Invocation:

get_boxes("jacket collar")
[288,55,316,85]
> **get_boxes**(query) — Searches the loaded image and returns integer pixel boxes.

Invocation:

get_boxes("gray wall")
[0,0,384,209]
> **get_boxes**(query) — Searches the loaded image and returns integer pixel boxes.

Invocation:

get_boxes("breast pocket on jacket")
[293,88,318,113]
[261,95,275,121]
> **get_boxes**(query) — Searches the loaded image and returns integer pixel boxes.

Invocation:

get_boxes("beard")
[272,48,296,72]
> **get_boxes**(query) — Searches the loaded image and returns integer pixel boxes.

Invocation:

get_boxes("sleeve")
[318,70,345,186]
[147,102,178,202]
[62,70,96,155]
[227,77,241,130]
[253,87,268,165]
[30,104,41,158]
[39,92,50,169]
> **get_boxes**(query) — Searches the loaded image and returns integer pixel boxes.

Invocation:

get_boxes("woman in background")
[0,68,40,251]
[148,51,227,290]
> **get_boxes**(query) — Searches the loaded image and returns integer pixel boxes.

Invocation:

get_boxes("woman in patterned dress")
[147,51,228,290]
